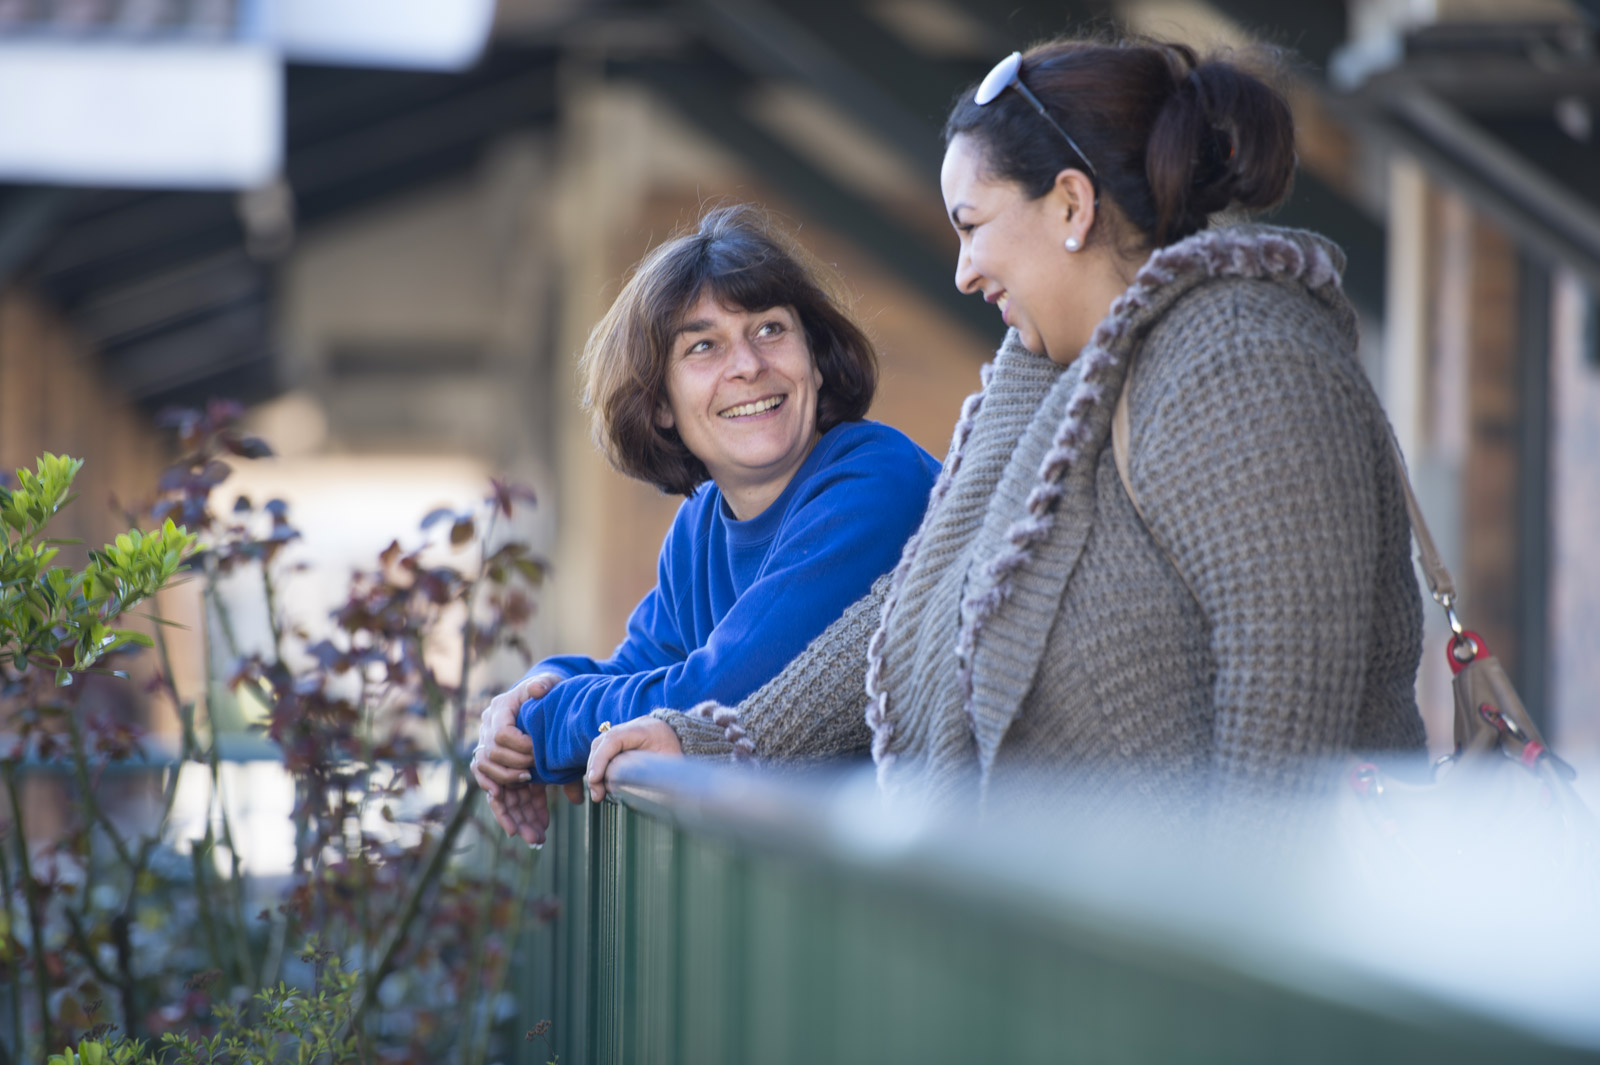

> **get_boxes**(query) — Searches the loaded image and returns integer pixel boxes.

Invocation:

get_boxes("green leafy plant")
[1,453,193,686]
[47,1036,146,1065]
[3,403,557,1063]
[2,453,197,1061]
[49,945,361,1065]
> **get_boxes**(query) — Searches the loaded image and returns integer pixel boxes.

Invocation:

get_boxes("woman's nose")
[725,336,763,377]
[954,249,981,295]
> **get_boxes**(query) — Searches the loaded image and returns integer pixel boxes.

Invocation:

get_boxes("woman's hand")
[585,717,684,803]
[472,672,580,845]
[471,672,559,796]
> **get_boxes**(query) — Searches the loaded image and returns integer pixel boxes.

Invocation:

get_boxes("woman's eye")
[756,320,784,337]
[685,339,712,355]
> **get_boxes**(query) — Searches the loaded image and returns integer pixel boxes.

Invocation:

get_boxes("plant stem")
[1,764,52,1059]
[202,566,241,662]
[143,620,200,878]
[448,508,497,801]
[132,709,191,886]
[197,591,256,991]
[146,614,206,904]
[346,787,480,1036]
[189,834,228,979]
[259,562,286,667]
[0,826,23,1065]
[259,907,287,989]
[63,706,135,869]
[60,905,119,985]
[455,832,503,1065]
[354,669,377,990]
[109,910,137,1042]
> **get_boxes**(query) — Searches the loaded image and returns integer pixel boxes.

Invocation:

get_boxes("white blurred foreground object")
[604,753,1600,1055]
[275,0,496,70]
[0,41,280,187]
[0,0,496,188]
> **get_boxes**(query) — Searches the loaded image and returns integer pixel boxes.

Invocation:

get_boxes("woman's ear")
[654,401,675,430]
[1050,167,1097,239]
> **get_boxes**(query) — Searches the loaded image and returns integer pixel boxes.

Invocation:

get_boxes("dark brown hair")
[944,37,1296,249]
[580,204,878,496]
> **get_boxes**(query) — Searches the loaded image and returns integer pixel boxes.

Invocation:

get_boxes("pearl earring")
[1064,236,1081,252]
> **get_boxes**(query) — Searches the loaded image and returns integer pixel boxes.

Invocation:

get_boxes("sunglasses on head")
[976,51,1100,192]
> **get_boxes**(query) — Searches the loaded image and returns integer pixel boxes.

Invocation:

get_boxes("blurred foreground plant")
[48,946,359,1065]
[3,402,556,1064]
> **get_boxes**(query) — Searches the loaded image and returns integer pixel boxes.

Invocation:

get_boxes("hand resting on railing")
[471,671,583,845]
[585,717,684,803]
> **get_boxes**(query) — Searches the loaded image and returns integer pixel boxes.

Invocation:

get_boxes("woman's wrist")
[651,707,736,758]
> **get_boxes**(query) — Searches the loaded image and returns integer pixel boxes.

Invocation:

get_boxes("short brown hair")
[580,204,879,496]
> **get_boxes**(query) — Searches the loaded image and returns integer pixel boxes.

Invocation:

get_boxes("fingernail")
[520,772,533,783]
[526,840,543,850]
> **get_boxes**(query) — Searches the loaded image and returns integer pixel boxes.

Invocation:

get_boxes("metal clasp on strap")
[1480,702,1579,780]
[1434,590,1465,638]
[1436,592,1482,667]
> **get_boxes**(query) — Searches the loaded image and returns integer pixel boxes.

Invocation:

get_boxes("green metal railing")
[520,757,1600,1065]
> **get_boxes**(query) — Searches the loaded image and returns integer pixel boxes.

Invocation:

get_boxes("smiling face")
[656,292,824,519]
[941,132,1085,363]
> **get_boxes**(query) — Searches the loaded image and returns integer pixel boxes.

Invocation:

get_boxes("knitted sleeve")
[519,428,935,784]
[651,575,885,763]
[1130,283,1382,800]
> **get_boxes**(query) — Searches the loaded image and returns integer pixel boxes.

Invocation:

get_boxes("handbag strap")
[1112,371,1458,610]
[1384,434,1456,603]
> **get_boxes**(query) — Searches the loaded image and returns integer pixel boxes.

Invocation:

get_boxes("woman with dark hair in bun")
[590,37,1428,821]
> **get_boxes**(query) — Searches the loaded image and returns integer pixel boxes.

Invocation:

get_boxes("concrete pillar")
[1549,272,1600,755]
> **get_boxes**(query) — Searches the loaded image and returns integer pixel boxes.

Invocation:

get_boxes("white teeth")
[720,396,784,418]
[997,295,1009,313]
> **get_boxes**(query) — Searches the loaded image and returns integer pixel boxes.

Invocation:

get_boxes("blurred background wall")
[1,0,1598,756]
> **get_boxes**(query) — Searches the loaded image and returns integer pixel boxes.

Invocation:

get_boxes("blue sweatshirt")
[518,420,940,783]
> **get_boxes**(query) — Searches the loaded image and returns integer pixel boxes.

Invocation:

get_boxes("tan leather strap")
[1385,433,1456,602]
[1112,371,1458,608]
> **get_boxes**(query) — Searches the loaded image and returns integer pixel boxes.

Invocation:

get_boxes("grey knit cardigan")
[655,225,1427,817]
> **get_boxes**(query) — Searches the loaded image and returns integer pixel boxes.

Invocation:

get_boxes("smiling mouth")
[720,395,785,418]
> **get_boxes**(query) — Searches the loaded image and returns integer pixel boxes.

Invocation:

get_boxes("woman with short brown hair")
[471,204,939,843]
[582,204,880,498]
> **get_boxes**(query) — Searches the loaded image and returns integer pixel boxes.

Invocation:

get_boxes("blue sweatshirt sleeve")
[518,526,691,684]
[518,427,938,783]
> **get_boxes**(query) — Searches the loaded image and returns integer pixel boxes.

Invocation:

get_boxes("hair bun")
[1146,52,1296,244]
